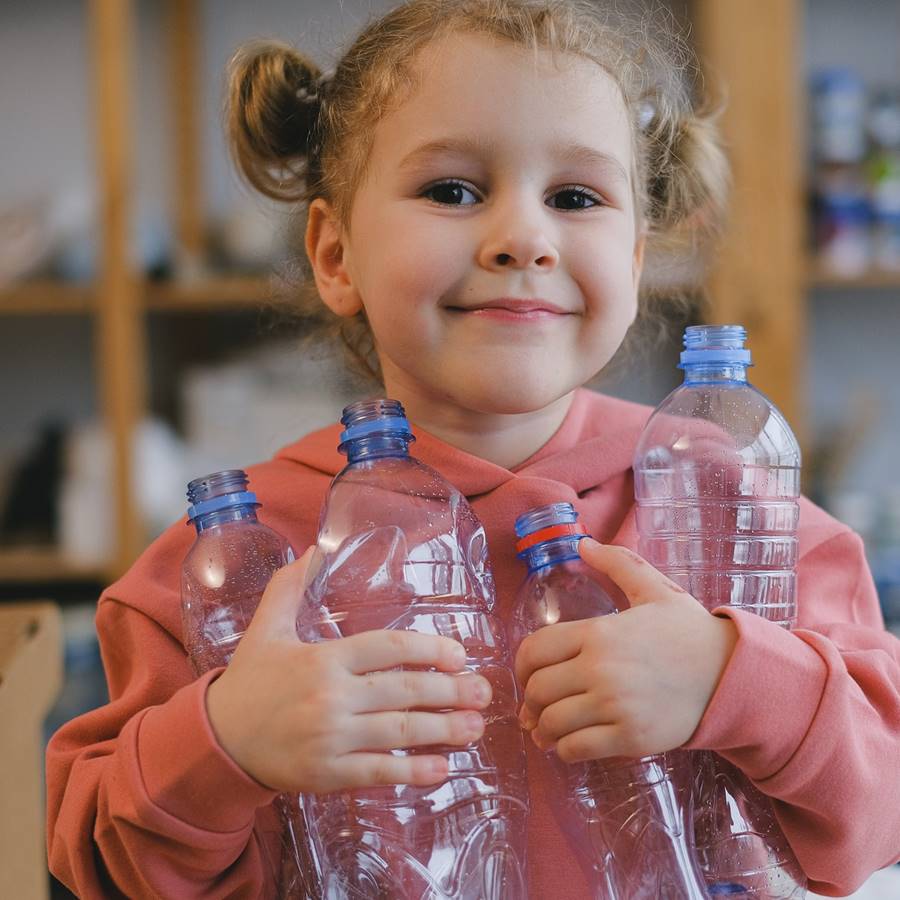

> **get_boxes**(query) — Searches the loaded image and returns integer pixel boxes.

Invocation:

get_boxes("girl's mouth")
[447,298,574,321]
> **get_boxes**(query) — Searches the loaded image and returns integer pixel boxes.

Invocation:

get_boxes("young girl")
[47,1,900,897]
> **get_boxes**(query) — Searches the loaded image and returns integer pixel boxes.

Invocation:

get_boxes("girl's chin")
[440,373,578,417]
[381,351,597,416]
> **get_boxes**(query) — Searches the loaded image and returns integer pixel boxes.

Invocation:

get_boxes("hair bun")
[643,97,728,241]
[227,40,324,201]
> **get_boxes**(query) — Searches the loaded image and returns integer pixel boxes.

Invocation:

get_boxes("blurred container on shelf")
[0,202,53,287]
[0,422,65,548]
[812,187,871,275]
[809,69,900,275]
[58,418,187,567]
[0,188,95,286]
[867,88,900,271]
[210,201,293,275]
[811,68,868,165]
[180,338,359,476]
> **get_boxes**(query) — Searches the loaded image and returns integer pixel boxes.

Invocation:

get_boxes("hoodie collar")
[276,388,652,497]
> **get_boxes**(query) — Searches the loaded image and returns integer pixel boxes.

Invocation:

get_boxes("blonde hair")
[227,0,729,382]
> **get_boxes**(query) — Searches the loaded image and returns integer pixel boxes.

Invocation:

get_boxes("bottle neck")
[344,434,412,463]
[191,504,258,533]
[522,536,583,573]
[682,363,749,384]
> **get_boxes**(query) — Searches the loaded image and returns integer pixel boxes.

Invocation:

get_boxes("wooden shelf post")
[90,0,147,576]
[693,0,807,439]
[166,0,206,277]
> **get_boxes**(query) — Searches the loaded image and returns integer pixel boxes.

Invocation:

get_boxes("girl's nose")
[478,217,560,272]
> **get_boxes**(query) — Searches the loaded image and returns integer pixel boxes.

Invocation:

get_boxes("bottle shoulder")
[517,558,623,620]
[635,383,800,466]
[183,519,292,571]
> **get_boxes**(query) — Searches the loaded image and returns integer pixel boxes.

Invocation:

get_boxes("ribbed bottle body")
[180,470,316,900]
[634,327,806,899]
[182,515,294,672]
[511,504,709,900]
[297,405,529,899]
[633,381,800,628]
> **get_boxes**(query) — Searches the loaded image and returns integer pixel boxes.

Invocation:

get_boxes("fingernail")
[452,643,467,667]
[532,732,556,752]
[474,677,491,704]
[465,712,484,738]
[518,708,536,731]
[580,537,601,550]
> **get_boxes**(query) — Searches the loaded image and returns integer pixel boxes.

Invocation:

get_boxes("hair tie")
[295,71,333,107]
[637,99,656,132]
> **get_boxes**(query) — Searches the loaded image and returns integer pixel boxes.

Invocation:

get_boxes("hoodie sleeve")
[45,548,279,899]
[684,528,900,896]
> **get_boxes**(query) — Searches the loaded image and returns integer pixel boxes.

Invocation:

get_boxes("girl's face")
[311,32,644,419]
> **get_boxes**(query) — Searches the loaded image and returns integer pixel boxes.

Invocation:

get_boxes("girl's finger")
[519,657,586,726]
[531,693,612,746]
[333,752,450,790]
[578,539,686,606]
[348,709,484,753]
[515,621,584,690]
[250,547,316,641]
[351,670,491,713]
[339,630,467,675]
[554,723,624,764]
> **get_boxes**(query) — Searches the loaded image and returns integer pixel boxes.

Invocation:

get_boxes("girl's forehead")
[373,31,632,162]
[411,31,623,104]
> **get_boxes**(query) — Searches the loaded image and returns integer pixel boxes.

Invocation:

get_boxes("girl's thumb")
[251,545,316,640]
[578,538,668,607]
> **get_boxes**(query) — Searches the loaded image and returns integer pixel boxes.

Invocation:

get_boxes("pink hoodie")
[46,389,900,898]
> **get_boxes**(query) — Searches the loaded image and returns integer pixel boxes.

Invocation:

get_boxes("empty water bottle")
[297,399,529,899]
[181,469,294,671]
[180,469,318,899]
[633,325,807,899]
[510,502,708,900]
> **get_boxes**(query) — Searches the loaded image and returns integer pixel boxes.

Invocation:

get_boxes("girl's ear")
[305,198,364,317]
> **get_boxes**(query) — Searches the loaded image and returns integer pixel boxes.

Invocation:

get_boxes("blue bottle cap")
[679,324,752,368]
[338,398,415,446]
[514,502,588,557]
[185,469,259,522]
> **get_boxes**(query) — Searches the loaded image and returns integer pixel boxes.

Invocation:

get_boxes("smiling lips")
[449,298,573,321]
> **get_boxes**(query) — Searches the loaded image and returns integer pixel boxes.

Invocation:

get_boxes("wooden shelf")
[0,546,108,584]
[808,262,900,290]
[144,274,287,311]
[0,281,95,315]
[0,275,288,317]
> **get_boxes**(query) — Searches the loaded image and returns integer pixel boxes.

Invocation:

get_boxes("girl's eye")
[547,186,603,211]
[422,180,480,206]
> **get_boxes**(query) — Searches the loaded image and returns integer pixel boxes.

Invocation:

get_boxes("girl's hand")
[206,548,492,794]
[515,538,738,763]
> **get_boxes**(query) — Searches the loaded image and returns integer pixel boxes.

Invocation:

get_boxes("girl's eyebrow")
[397,136,629,184]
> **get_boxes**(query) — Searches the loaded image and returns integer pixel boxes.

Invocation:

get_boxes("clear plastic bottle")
[180,469,318,900]
[297,399,529,900]
[633,325,807,899]
[510,502,708,900]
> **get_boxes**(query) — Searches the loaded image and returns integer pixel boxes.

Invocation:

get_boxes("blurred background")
[1,1,899,897]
